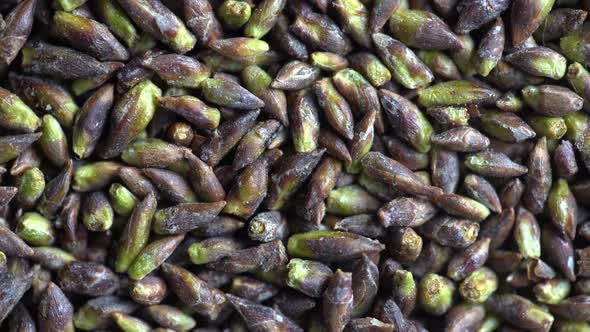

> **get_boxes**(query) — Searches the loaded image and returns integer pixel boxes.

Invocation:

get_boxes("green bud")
[109,183,139,216]
[418,273,455,315]
[16,212,55,246]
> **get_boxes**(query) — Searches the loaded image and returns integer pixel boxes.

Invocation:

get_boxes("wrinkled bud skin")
[38,159,73,218]
[526,115,567,140]
[108,183,138,216]
[566,62,590,113]
[384,136,429,171]
[463,174,502,213]
[388,10,461,50]
[418,273,455,315]
[112,313,152,332]
[227,294,303,331]
[208,240,288,274]
[114,193,156,272]
[73,296,138,331]
[488,294,554,330]
[372,33,433,89]
[370,0,402,32]
[82,191,114,232]
[129,275,167,305]
[290,11,352,55]
[305,156,342,208]
[183,0,223,46]
[361,151,442,198]
[58,261,119,296]
[430,146,460,194]
[332,0,372,49]
[547,295,590,322]
[182,151,226,203]
[478,209,516,252]
[534,8,587,43]
[323,270,353,332]
[201,78,264,110]
[419,215,480,248]
[379,89,433,153]
[218,0,252,31]
[548,179,577,240]
[21,42,121,80]
[350,254,379,317]
[101,80,161,159]
[288,89,320,153]
[143,54,210,88]
[266,149,325,210]
[0,87,40,133]
[244,0,286,39]
[560,24,590,68]
[378,197,437,228]
[487,60,545,91]
[127,234,184,280]
[0,0,36,65]
[52,10,129,61]
[16,167,45,209]
[418,80,499,107]
[427,106,470,128]
[248,211,288,242]
[146,305,196,331]
[272,60,320,91]
[326,185,381,216]
[496,91,525,112]
[389,227,422,264]
[9,73,78,129]
[542,225,576,281]
[143,168,196,204]
[210,37,269,61]
[523,137,552,214]
[72,84,113,159]
[39,114,68,167]
[121,138,184,168]
[0,223,34,257]
[534,278,571,304]
[554,140,578,178]
[73,161,121,192]
[332,68,380,118]
[445,304,486,332]
[480,110,536,143]
[38,283,75,332]
[286,258,333,297]
[287,230,384,263]
[465,150,528,177]
[418,50,462,81]
[473,18,504,76]
[0,133,41,164]
[0,260,35,323]
[455,0,510,33]
[95,0,138,48]
[347,110,375,173]
[153,200,225,235]
[348,317,395,332]
[505,46,566,80]
[511,0,555,46]
[348,52,392,87]
[311,52,349,72]
[314,78,354,140]
[159,95,220,130]
[522,85,583,117]
[116,0,196,53]
[447,238,490,281]
[431,126,490,152]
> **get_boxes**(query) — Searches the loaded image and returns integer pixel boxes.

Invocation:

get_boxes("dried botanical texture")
[383,136,428,171]
[542,225,576,281]
[445,304,485,332]
[82,191,113,232]
[142,54,210,88]
[269,14,308,61]
[227,294,303,332]
[9,73,78,129]
[290,11,352,55]
[288,89,320,152]
[286,258,333,297]
[418,50,462,81]
[431,126,490,152]
[7,304,36,332]
[100,80,161,158]
[535,8,587,43]
[128,275,167,305]
[248,211,288,242]
[388,10,461,50]
[0,0,36,65]
[378,197,437,227]
[218,2,251,32]
[58,261,119,296]
[116,0,195,53]
[481,110,536,143]
[362,152,442,198]
[351,255,379,316]
[463,174,501,213]
[52,10,128,61]
[21,42,121,80]
[522,137,552,214]
[465,150,528,177]
[37,283,74,332]
[305,156,342,208]
[0,260,35,323]
[200,109,260,166]
[72,84,113,159]
[418,273,455,316]
[447,238,490,281]
[430,146,460,194]
[208,239,287,273]
[38,114,68,167]
[347,110,375,173]
[73,296,138,330]
[0,133,41,164]
[73,161,121,192]
[288,230,384,262]
[243,0,285,39]
[326,185,381,216]
[332,0,372,49]
[488,294,554,330]
[0,87,40,134]
[37,159,72,217]
[419,215,479,248]
[332,68,380,120]
[370,0,402,32]
[566,62,590,112]
[348,52,392,87]
[372,33,433,89]
[458,267,497,303]
[311,52,348,72]
[389,227,422,263]
[224,149,281,218]
[473,18,504,76]
[127,234,184,280]
[511,0,555,46]
[478,208,515,251]
[0,224,33,257]
[142,168,194,204]
[554,140,578,177]
[505,47,566,80]
[182,0,223,46]
[455,0,510,33]
[548,179,577,240]
[417,80,499,107]
[523,85,584,118]
[314,78,354,140]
